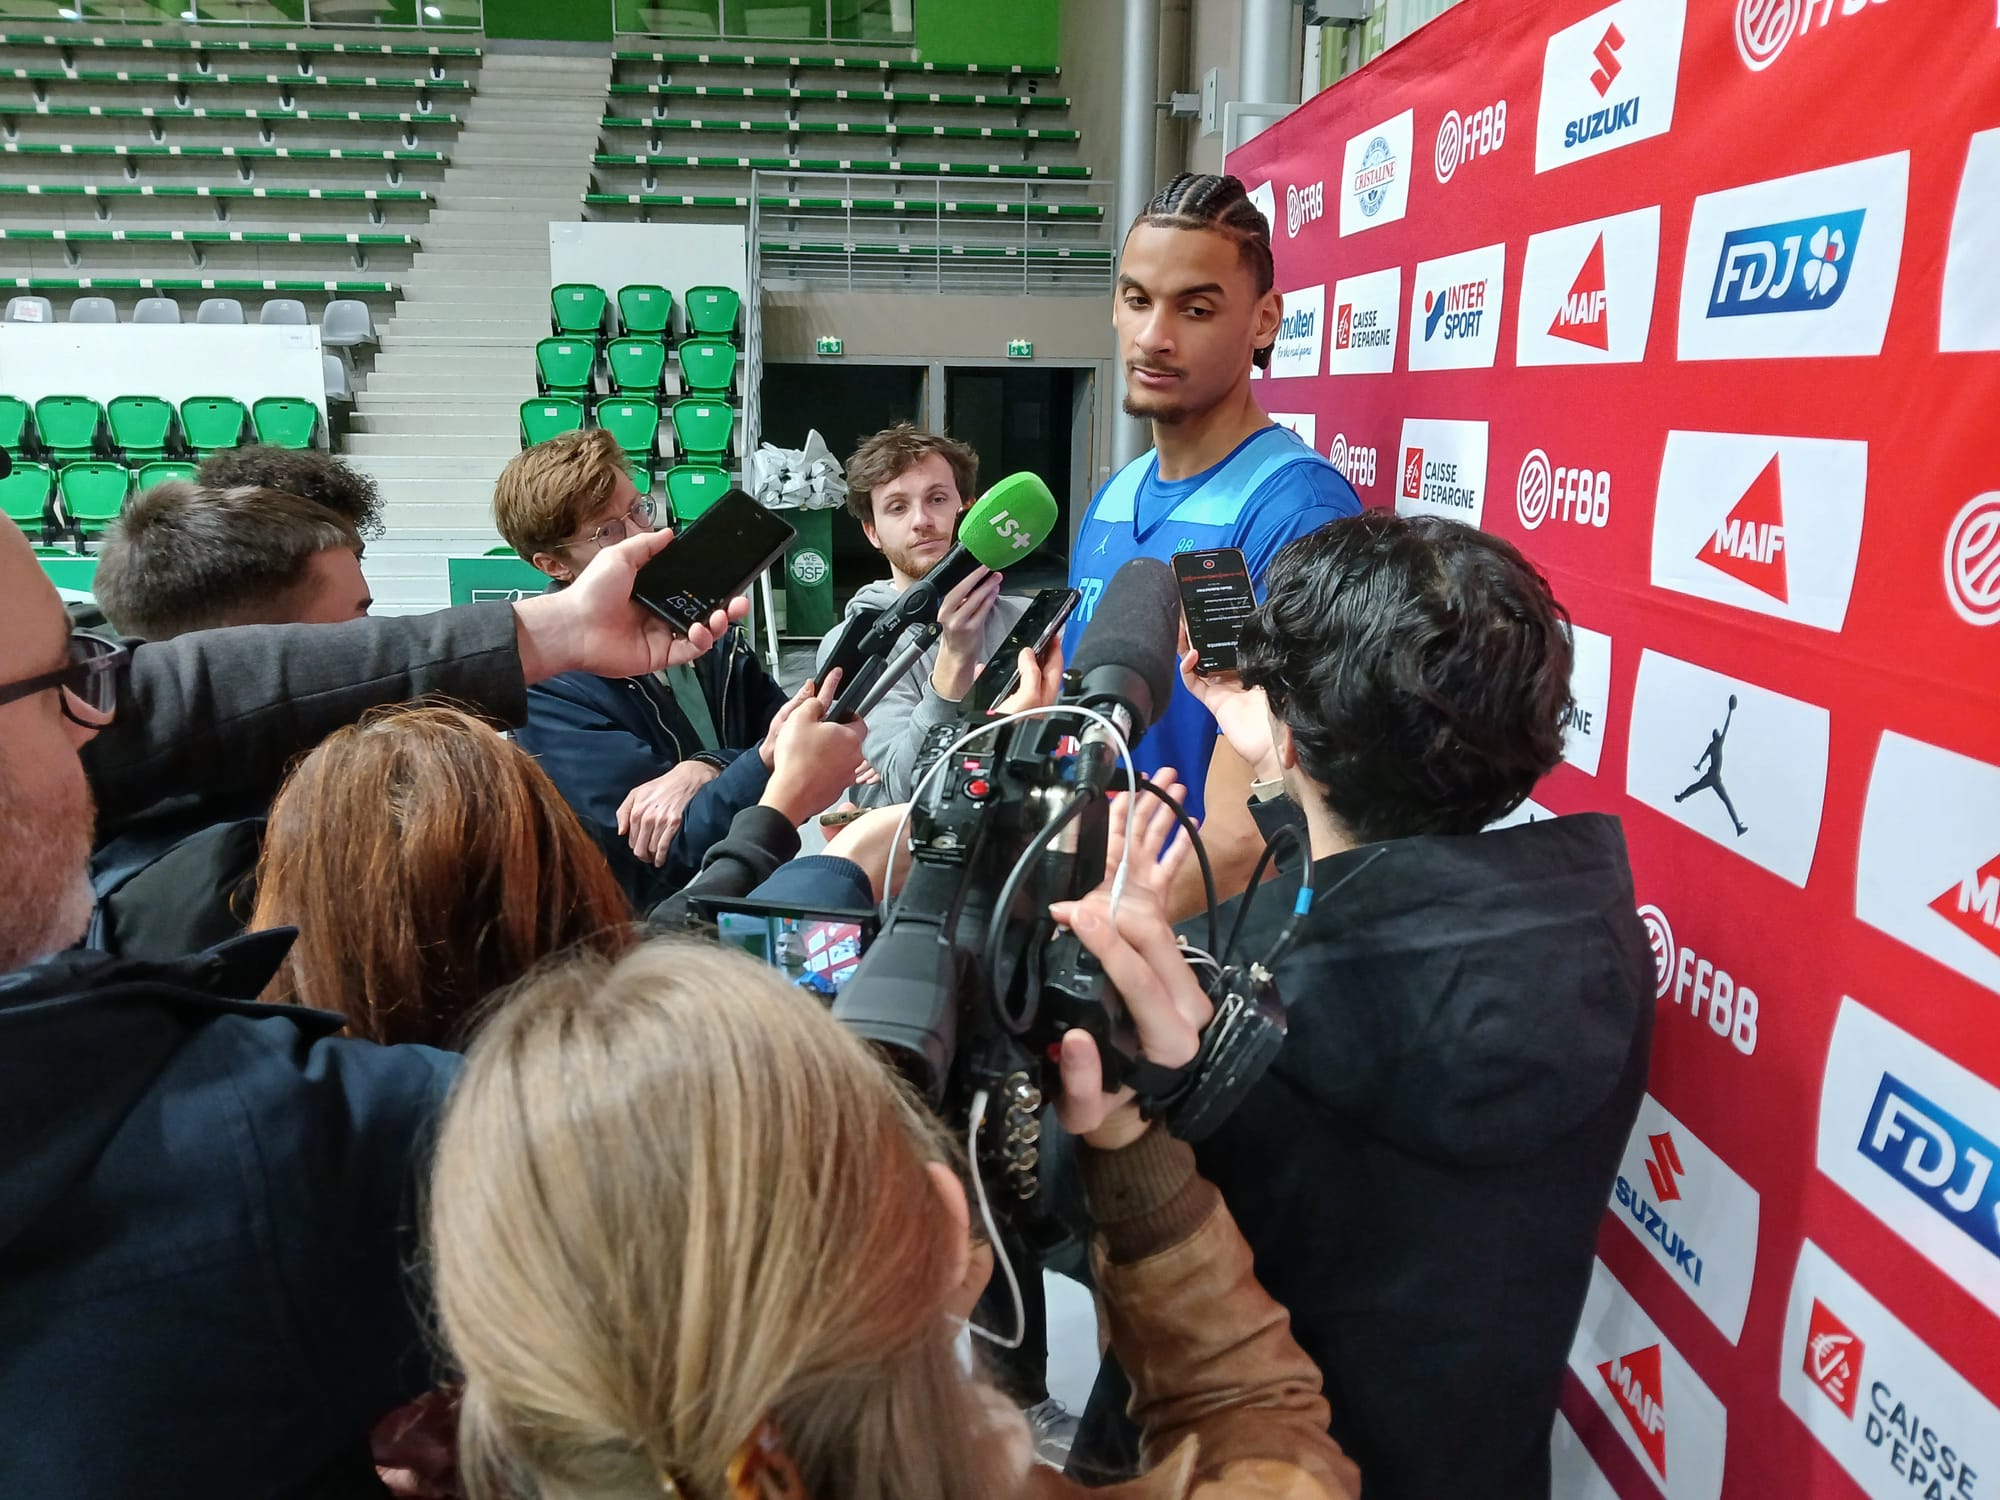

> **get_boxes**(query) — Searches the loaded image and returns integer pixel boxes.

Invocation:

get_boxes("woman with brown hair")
[427,787,1361,1500]
[250,703,636,1048]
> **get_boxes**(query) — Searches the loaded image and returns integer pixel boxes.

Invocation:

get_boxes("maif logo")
[1803,1299,1864,1418]
[1535,0,1686,174]
[1339,108,1414,236]
[1942,128,2000,353]
[1611,1094,1762,1342]
[1562,622,1612,776]
[1395,418,1489,525]
[1626,649,1829,888]
[1637,898,1761,1057]
[1328,432,1378,490]
[1516,448,1611,532]
[1518,206,1661,366]
[1679,151,1908,361]
[1780,1240,2000,1500]
[1569,1259,1727,1500]
[1818,996,2000,1313]
[1855,731,2000,996]
[1244,179,1278,238]
[1284,179,1324,239]
[1651,430,1867,633]
[1434,100,1506,184]
[1945,492,2000,625]
[1409,242,1506,371]
[1327,265,1401,375]
[1267,412,1316,449]
[1267,284,1325,379]
[1736,0,1890,72]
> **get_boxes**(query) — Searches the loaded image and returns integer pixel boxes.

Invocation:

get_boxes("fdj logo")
[1711,210,1864,317]
[1285,180,1325,238]
[1423,280,1488,341]
[1564,23,1642,149]
[1859,1075,2000,1261]
[1638,903,1759,1056]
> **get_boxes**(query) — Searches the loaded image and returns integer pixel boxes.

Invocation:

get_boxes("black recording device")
[964,586,1079,718]
[630,487,796,634]
[689,893,877,1000]
[830,556,1297,1218]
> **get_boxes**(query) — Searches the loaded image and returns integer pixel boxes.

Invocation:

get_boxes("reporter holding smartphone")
[427,784,1360,1500]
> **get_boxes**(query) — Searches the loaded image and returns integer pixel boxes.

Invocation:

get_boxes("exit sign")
[1007,338,1033,358]
[816,335,843,355]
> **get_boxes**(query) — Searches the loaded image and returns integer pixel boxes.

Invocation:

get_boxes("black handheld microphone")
[1061,558,1182,788]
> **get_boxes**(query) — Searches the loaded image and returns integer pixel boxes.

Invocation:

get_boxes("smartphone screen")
[1173,547,1257,675]
[705,903,876,999]
[630,488,797,633]
[966,586,1081,716]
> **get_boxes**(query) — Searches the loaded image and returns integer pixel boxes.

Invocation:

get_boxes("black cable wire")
[1222,820,1304,964]
[1132,774,1218,956]
[985,789,1089,1034]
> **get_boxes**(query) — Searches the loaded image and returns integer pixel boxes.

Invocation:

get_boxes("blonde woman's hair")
[428,940,1028,1500]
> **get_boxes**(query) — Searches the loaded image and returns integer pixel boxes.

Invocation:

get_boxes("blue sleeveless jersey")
[1063,425,1361,821]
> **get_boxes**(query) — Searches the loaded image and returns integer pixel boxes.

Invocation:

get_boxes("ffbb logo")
[1285,179,1325,238]
[1516,449,1611,531]
[1637,901,1760,1057]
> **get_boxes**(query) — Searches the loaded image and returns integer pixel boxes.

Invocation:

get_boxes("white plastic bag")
[750,428,847,512]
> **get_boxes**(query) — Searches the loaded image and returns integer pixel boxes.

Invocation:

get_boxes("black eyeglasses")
[0,631,129,726]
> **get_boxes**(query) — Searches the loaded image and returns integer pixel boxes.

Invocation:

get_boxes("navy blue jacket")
[515,630,788,895]
[0,931,458,1500]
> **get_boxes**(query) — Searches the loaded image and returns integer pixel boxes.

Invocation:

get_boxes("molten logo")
[1590,22,1625,95]
[1702,455,1789,601]
[1551,233,1612,349]
[1931,849,2000,957]
[1402,446,1425,501]
[1599,1342,1667,1476]
[1645,1131,1686,1202]
[1803,1299,1863,1417]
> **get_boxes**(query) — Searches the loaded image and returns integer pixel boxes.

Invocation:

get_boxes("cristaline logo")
[1339,109,1415,236]
[1803,1299,1864,1417]
[1599,1343,1668,1477]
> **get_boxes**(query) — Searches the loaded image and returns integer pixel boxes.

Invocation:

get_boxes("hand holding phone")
[1173,547,1257,676]
[630,488,797,635]
[965,586,1080,716]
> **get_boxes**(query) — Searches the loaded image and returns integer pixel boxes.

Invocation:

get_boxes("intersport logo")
[1568,1259,1727,1500]
[1516,448,1612,532]
[1535,0,1686,174]
[1339,108,1414,236]
[1855,731,2000,996]
[1626,649,1829,888]
[1637,899,1762,1058]
[1327,432,1378,491]
[1651,430,1868,633]
[1610,1094,1761,1343]
[1268,284,1325,379]
[1562,623,1611,776]
[1941,128,2000,353]
[1284,179,1324,238]
[1679,151,1909,361]
[1736,0,1890,72]
[1517,205,1661,366]
[1395,418,1488,526]
[1327,265,1401,376]
[1819,996,2000,1314]
[1409,242,1506,371]
[1433,99,1506,184]
[1780,1240,2000,1500]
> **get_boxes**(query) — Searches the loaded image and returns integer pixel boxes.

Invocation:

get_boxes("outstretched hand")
[761,672,870,824]
[1178,648,1280,781]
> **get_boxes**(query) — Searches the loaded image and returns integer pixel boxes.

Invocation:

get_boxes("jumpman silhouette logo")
[1675,694,1748,838]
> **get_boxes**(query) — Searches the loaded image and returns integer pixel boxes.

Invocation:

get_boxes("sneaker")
[1022,1396,1079,1467]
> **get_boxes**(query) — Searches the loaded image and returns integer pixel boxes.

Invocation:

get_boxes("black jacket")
[1076,814,1654,1500]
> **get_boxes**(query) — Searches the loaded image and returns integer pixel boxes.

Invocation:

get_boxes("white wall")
[0,324,326,415]
[547,221,748,334]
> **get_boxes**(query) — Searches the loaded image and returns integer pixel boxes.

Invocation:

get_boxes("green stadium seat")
[58,461,130,535]
[595,398,660,463]
[520,398,585,448]
[251,397,320,450]
[107,396,176,463]
[135,460,198,490]
[677,338,738,398]
[682,285,741,340]
[670,400,733,466]
[536,337,596,398]
[0,395,33,455]
[550,283,609,340]
[664,464,730,524]
[617,283,674,338]
[179,397,249,455]
[606,337,666,396]
[0,460,54,535]
[34,396,104,466]
[447,553,551,606]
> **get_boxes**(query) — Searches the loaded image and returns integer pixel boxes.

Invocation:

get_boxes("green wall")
[483,0,613,42]
[915,0,1061,69]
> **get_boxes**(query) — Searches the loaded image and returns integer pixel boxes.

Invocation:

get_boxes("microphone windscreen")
[1070,557,1181,730]
[958,472,1058,571]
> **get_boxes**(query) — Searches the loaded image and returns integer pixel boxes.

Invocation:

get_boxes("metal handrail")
[0,1,484,30]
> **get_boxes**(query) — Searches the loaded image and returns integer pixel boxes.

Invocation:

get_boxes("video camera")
[831,557,1295,1220]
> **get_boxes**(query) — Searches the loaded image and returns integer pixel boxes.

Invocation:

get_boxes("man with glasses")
[497,429,792,896]
[0,513,747,1499]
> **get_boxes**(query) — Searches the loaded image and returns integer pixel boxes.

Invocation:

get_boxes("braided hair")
[1130,172,1279,368]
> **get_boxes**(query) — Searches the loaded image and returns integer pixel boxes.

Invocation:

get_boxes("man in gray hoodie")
[816,423,1028,802]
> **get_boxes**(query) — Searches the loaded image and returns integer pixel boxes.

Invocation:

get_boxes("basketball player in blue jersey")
[1064,172,1360,891]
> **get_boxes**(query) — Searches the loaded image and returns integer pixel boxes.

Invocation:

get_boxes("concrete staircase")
[346,50,610,614]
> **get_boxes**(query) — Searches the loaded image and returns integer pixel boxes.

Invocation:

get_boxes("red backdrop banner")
[1226,2,2000,1496]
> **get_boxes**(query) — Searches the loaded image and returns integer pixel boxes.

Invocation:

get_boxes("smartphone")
[630,487,797,634]
[1173,547,1257,676]
[966,586,1081,716]
[689,895,878,1000]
